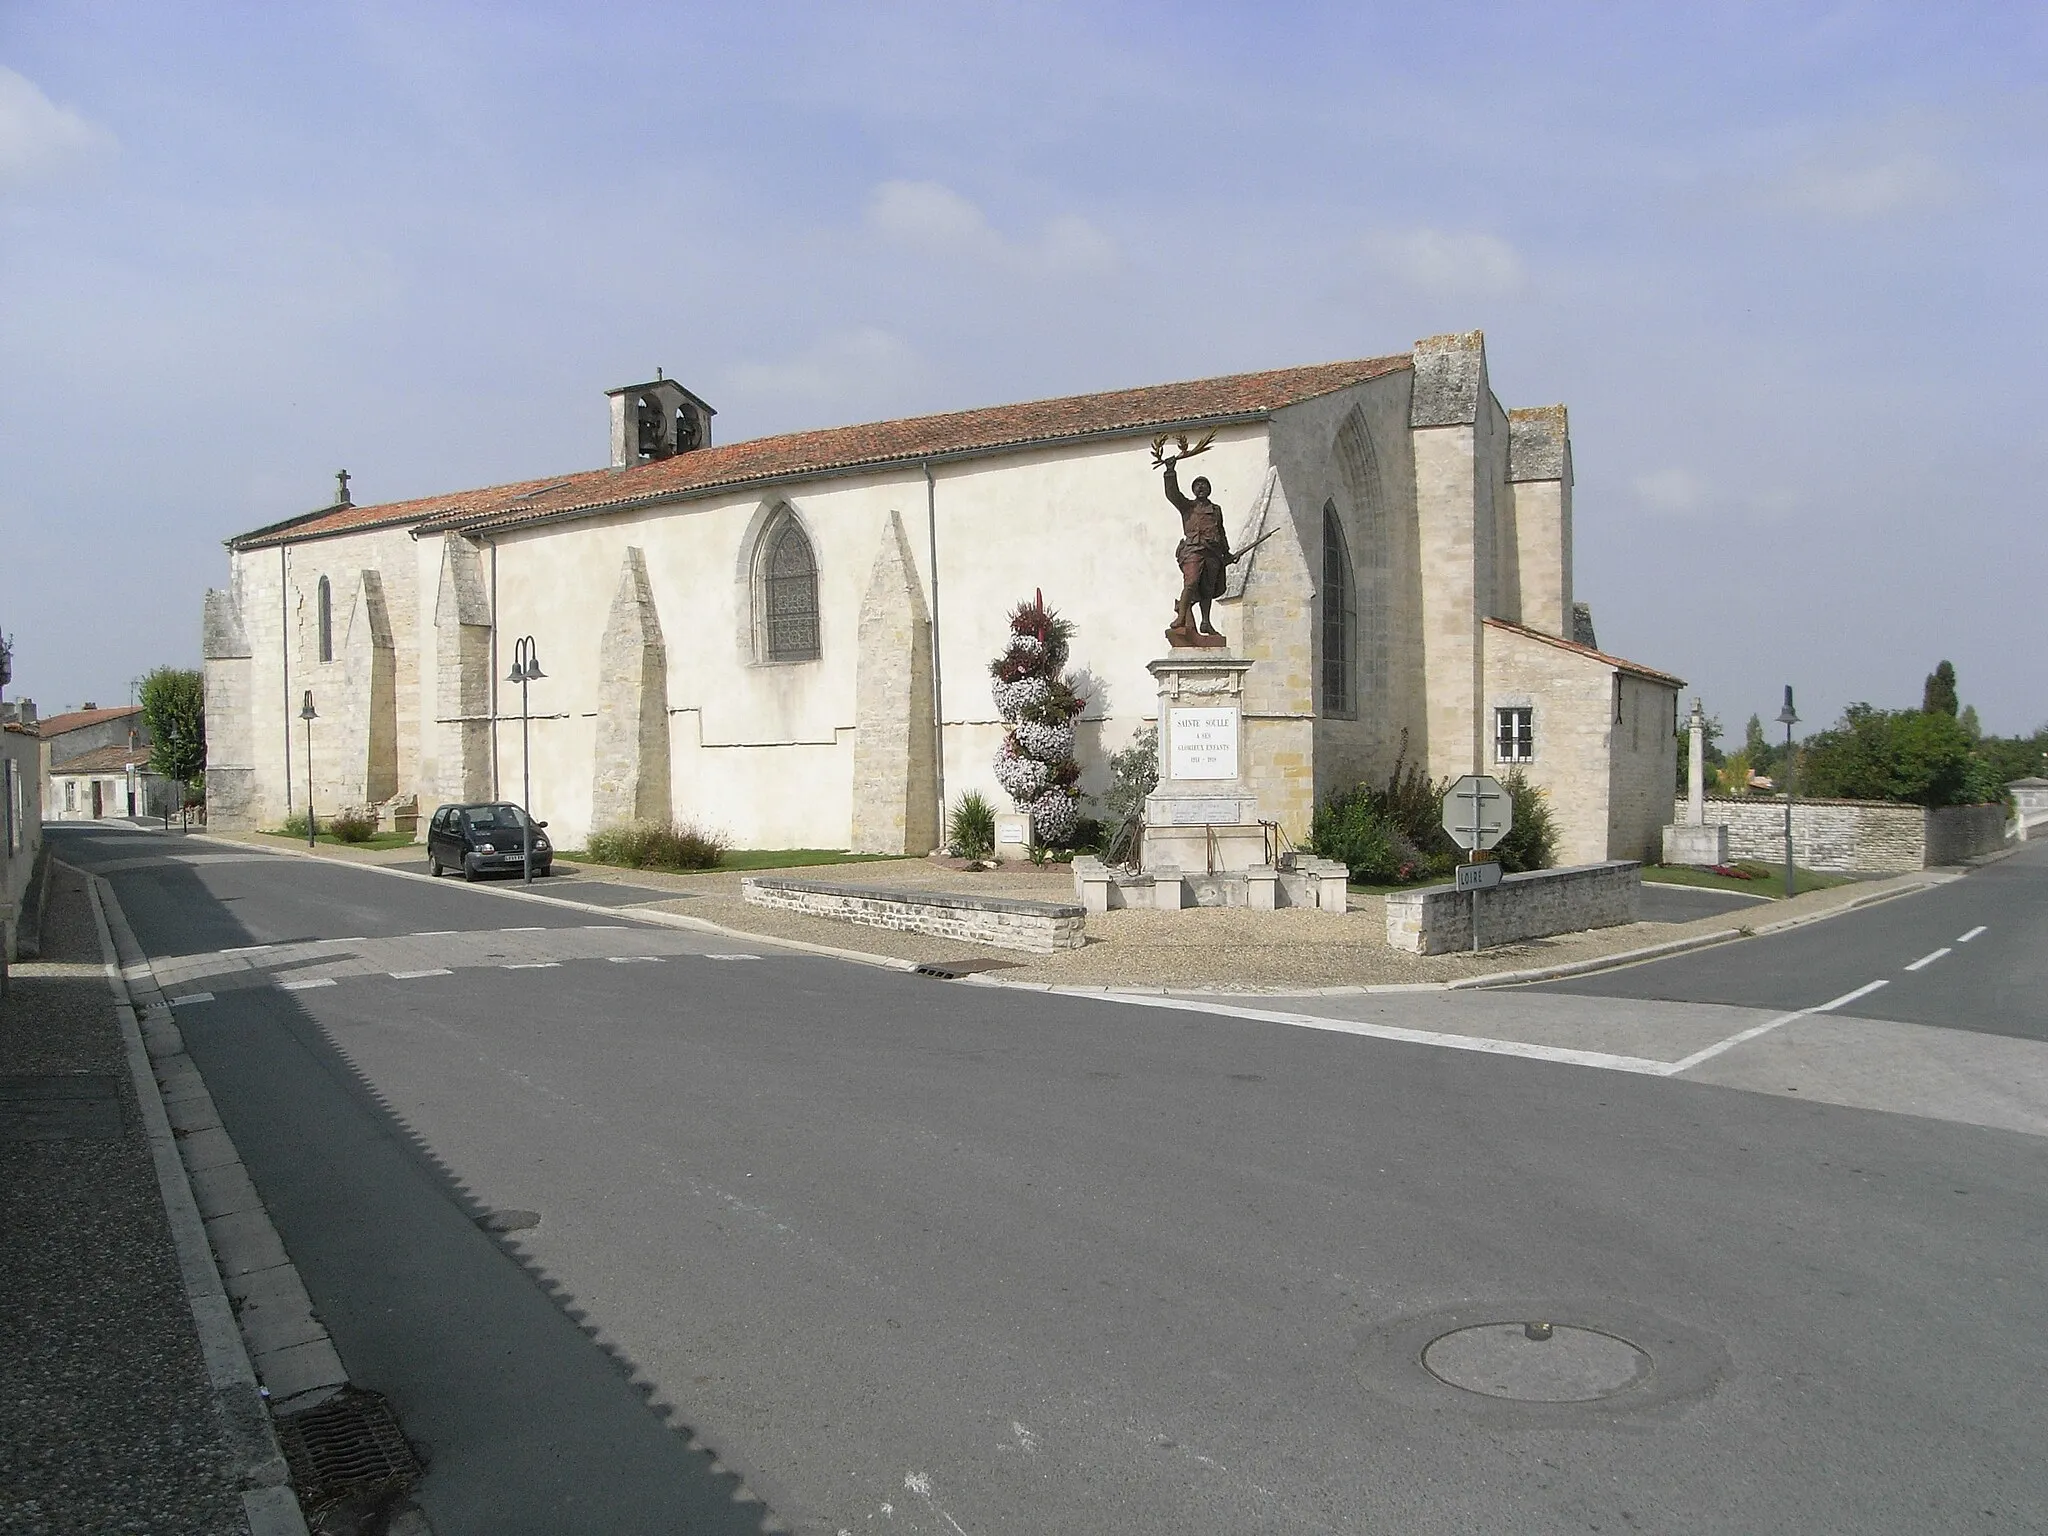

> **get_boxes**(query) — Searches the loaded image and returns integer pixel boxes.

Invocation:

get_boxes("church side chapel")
[202,331,1680,871]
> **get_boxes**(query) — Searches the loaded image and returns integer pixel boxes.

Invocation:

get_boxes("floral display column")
[990,591,1085,846]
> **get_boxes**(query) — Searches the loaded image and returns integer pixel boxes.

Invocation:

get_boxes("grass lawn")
[558,847,921,875]
[260,828,419,852]
[1642,860,1849,897]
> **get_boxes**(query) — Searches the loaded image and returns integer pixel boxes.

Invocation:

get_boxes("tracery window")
[759,514,820,662]
[1321,502,1356,716]
[317,576,333,663]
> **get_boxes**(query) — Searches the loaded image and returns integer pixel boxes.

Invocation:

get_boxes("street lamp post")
[1777,685,1800,900]
[300,691,318,847]
[506,638,545,885]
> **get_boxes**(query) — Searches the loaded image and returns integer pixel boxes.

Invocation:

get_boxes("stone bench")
[741,876,1085,954]
[1384,862,1641,955]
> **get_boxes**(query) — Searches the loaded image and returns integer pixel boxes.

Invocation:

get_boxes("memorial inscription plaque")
[1169,707,1238,780]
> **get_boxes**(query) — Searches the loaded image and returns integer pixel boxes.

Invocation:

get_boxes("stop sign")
[1442,774,1512,852]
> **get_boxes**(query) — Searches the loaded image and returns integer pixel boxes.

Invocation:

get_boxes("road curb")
[75,862,312,1536]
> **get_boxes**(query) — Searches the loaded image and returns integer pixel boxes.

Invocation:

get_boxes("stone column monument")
[1662,697,1729,865]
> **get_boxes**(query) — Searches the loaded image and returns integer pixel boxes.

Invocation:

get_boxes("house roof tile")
[1484,618,1686,688]
[36,705,145,738]
[49,742,156,774]
[229,355,1411,549]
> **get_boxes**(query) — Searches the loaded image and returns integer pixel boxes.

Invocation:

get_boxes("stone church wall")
[1608,673,1679,863]
[1482,622,1615,866]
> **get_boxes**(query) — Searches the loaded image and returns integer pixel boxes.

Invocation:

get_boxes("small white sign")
[1170,707,1239,781]
[1167,798,1241,825]
[1454,861,1503,891]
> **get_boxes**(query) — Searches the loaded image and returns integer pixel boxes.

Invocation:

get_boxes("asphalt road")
[56,825,2048,1535]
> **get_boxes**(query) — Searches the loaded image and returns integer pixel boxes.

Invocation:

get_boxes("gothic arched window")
[1321,502,1355,716]
[758,513,820,662]
[317,576,333,663]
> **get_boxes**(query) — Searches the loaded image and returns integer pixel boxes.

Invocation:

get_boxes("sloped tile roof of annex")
[48,742,157,775]
[35,704,144,738]
[1484,618,1686,689]
[227,355,1412,550]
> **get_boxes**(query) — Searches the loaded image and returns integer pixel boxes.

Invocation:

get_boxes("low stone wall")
[1673,796,2010,872]
[742,876,1086,954]
[1385,862,1640,956]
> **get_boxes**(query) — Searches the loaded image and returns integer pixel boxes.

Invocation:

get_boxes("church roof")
[228,355,1411,549]
[1483,618,1686,688]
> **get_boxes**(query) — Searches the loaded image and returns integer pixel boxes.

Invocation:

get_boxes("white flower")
[992,675,1050,722]
[1030,788,1080,843]
[1012,719,1076,763]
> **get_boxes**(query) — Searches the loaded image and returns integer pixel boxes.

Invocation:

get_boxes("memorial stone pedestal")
[1662,696,1729,866]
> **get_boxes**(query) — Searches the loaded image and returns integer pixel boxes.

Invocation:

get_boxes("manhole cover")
[1423,1322,1651,1402]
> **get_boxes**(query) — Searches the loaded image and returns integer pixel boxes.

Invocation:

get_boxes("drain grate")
[275,1387,421,1508]
[914,958,1020,979]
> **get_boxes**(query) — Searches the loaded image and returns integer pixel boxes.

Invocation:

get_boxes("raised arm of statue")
[1161,459,1192,515]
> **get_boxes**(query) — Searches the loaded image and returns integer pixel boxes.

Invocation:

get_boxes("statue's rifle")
[1230,525,1278,564]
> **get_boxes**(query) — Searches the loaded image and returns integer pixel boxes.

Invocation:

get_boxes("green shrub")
[586,819,727,870]
[1492,771,1556,873]
[278,811,309,838]
[947,791,997,860]
[1800,704,1983,806]
[327,807,378,844]
[1308,790,1401,881]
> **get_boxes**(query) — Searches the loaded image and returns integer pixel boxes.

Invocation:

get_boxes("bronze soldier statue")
[1160,457,1237,646]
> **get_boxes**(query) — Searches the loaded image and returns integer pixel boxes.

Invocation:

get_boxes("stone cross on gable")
[335,469,351,506]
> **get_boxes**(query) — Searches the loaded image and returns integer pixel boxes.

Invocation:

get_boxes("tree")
[140,667,205,795]
[1922,660,1958,717]
[1800,703,1984,806]
[1958,704,1982,742]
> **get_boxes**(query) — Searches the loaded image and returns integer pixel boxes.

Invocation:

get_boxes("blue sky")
[3,2,2044,738]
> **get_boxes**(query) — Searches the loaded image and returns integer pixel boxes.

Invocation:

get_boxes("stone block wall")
[1676,796,2006,872]
[1,727,42,961]
[742,876,1084,953]
[1384,861,1640,955]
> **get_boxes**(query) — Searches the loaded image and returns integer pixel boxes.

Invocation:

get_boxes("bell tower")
[605,371,716,468]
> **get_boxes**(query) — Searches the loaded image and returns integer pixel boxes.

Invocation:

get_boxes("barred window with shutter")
[1495,707,1534,763]
[762,518,820,662]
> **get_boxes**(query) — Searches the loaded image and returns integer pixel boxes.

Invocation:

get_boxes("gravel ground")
[0,865,244,1536]
[196,832,1935,990]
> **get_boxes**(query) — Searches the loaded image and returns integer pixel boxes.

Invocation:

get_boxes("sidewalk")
[0,861,283,1534]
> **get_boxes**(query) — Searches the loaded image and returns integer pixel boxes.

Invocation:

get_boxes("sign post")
[1442,774,1513,953]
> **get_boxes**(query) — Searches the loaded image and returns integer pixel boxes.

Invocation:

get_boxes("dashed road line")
[169,992,215,1005]
[606,955,664,964]
[219,944,273,956]
[1958,925,1987,943]
[278,977,336,991]
[390,968,452,980]
[412,930,459,937]
[582,924,630,931]
[1904,947,1951,972]
[501,926,547,933]
[705,953,762,961]
[502,961,560,970]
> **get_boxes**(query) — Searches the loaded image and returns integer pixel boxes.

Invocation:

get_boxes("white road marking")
[169,992,215,1005]
[503,961,560,969]
[1667,978,1891,1074]
[218,944,273,956]
[582,924,630,931]
[1904,947,1952,972]
[606,955,664,964]
[412,930,459,937]
[278,977,336,991]
[1958,925,1987,943]
[390,968,452,979]
[1082,991,1678,1075]
[704,953,761,961]
[313,936,368,944]
[501,926,547,933]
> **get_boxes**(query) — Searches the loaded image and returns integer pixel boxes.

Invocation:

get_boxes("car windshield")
[460,805,527,832]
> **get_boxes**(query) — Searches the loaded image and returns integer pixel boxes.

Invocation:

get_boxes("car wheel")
[462,861,479,882]
[427,854,441,877]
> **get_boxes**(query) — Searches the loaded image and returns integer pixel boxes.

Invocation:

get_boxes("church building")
[201,330,1680,867]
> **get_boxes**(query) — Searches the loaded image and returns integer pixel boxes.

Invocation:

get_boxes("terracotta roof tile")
[1484,618,1685,688]
[36,705,145,738]
[230,355,1411,549]
[49,742,157,774]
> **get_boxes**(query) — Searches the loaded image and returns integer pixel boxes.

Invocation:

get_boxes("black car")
[426,802,552,880]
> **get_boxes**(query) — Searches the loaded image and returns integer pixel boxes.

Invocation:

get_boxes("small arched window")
[759,514,820,662]
[316,576,333,663]
[1321,502,1355,715]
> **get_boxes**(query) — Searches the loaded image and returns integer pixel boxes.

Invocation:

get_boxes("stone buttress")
[590,546,672,830]
[850,510,938,855]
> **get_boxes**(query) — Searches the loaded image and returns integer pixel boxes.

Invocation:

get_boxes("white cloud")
[865,180,1116,276]
[0,67,115,186]
[1767,149,1963,221]
[723,327,928,419]
[1632,467,1707,517]
[1360,227,1525,297]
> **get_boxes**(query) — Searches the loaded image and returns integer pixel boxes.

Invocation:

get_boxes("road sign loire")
[1454,860,1503,892]
[1443,774,1512,852]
